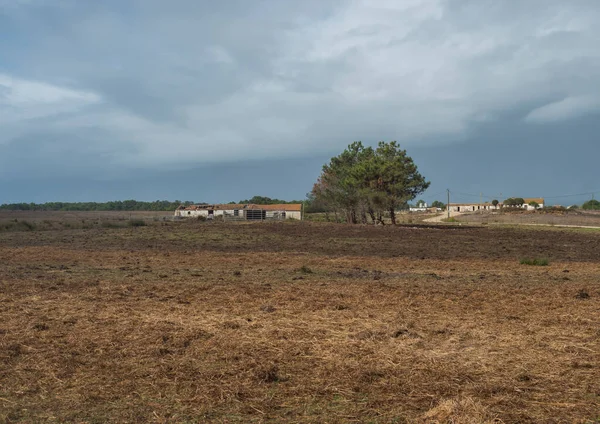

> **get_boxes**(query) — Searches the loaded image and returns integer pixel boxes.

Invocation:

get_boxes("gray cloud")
[1,0,600,179]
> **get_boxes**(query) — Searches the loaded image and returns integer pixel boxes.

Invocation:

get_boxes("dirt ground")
[0,210,173,224]
[456,209,600,228]
[1,214,599,423]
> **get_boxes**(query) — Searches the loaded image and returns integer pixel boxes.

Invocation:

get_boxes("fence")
[222,209,288,222]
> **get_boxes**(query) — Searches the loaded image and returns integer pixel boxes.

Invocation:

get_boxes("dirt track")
[423,210,462,223]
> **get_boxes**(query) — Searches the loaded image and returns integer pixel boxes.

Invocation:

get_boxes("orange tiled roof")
[449,202,494,207]
[247,204,302,211]
[523,198,544,204]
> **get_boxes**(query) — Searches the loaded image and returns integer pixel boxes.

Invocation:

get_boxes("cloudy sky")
[1,0,599,205]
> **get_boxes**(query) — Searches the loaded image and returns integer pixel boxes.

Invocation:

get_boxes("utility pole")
[447,189,450,220]
[480,192,482,214]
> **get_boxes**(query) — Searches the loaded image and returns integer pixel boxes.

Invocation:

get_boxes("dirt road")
[423,210,463,222]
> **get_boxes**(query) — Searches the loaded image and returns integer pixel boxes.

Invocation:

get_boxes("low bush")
[520,258,549,266]
[298,265,313,274]
[0,220,36,232]
[101,221,123,228]
[128,219,147,227]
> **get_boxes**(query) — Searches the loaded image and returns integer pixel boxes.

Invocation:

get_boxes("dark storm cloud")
[0,0,599,201]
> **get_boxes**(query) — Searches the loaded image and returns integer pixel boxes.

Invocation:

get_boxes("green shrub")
[20,220,35,231]
[101,221,122,228]
[128,219,147,227]
[298,265,313,274]
[520,258,549,266]
[0,220,37,232]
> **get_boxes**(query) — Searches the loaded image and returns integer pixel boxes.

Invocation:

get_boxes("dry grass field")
[455,209,600,228]
[1,214,600,423]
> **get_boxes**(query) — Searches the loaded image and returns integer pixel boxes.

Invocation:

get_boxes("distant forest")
[0,196,306,212]
[0,200,195,212]
[233,196,305,205]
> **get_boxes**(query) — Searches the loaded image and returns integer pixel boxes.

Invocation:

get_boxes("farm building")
[448,198,545,213]
[448,202,499,213]
[409,201,429,212]
[522,198,545,210]
[174,204,302,220]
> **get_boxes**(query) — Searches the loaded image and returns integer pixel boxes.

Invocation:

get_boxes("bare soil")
[457,209,600,228]
[1,214,599,423]
[0,210,172,223]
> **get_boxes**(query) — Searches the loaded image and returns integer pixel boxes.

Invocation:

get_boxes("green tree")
[0,200,195,212]
[237,196,304,205]
[582,199,600,210]
[312,142,375,223]
[311,141,429,225]
[431,200,445,210]
[492,199,499,208]
[503,197,524,208]
[528,201,539,209]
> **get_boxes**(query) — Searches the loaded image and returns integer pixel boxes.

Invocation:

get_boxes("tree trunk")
[377,212,385,226]
[360,208,367,224]
[389,207,396,225]
[368,208,377,225]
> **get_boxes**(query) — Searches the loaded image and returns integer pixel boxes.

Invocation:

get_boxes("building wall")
[175,208,302,220]
[449,204,499,212]
[448,203,543,212]
[176,210,209,217]
[286,211,302,220]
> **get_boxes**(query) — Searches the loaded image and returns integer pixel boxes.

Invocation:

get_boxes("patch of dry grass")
[1,218,599,422]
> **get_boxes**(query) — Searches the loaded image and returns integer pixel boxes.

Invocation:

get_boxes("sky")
[1,0,599,206]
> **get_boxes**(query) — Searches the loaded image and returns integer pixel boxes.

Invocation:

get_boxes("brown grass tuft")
[420,396,499,424]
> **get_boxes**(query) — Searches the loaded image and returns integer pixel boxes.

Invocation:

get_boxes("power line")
[420,191,447,201]
[542,191,599,199]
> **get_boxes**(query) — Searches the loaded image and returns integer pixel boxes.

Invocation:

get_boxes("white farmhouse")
[522,198,545,210]
[448,202,499,213]
[174,203,303,220]
[448,197,545,213]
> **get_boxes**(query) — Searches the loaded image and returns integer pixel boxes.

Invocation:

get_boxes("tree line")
[582,199,600,210]
[0,200,196,212]
[309,141,429,224]
[232,196,304,205]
